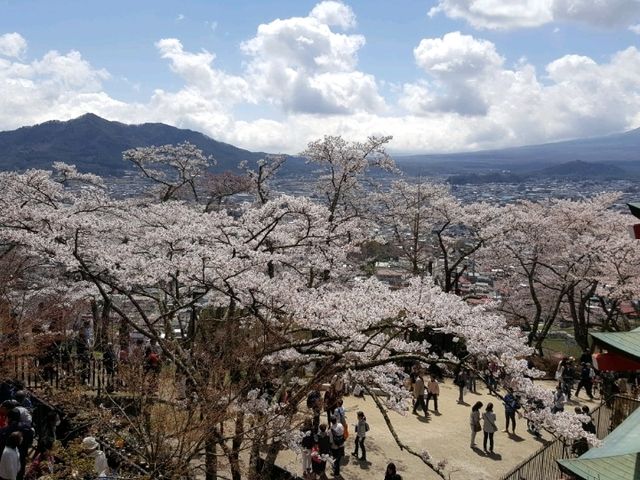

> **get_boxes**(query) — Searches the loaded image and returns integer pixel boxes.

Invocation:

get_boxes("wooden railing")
[3,353,111,396]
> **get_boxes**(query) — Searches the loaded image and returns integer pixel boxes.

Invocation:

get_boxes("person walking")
[412,375,428,417]
[575,363,594,400]
[466,371,477,393]
[562,358,576,400]
[482,403,498,453]
[0,432,22,480]
[351,411,369,462]
[384,462,402,480]
[503,390,520,434]
[579,348,592,365]
[470,401,483,448]
[425,376,440,413]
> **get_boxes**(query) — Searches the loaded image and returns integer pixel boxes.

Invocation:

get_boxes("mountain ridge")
[1,114,639,177]
[396,128,640,175]
[0,113,283,175]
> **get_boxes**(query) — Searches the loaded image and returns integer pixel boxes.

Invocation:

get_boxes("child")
[301,422,314,476]
[310,443,327,479]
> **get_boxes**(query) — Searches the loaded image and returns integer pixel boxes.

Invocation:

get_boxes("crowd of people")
[8,336,640,480]
[302,375,375,479]
[0,383,122,480]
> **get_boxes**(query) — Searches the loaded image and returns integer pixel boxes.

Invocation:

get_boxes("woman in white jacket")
[482,403,498,453]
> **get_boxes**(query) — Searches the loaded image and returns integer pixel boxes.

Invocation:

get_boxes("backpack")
[307,390,320,409]
[365,422,370,432]
[332,429,345,447]
[301,433,314,449]
[147,352,160,367]
[317,433,331,454]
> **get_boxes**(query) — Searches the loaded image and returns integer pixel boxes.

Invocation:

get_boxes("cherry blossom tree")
[480,194,640,353]
[301,135,395,223]
[0,149,599,479]
[199,171,253,212]
[373,179,501,293]
[123,142,213,202]
[239,155,286,205]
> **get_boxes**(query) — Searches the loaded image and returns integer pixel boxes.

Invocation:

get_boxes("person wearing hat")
[81,436,108,476]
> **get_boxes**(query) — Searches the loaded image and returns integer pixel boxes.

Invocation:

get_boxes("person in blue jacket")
[502,390,520,434]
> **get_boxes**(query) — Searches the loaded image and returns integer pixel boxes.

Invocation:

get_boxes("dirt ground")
[278,380,600,480]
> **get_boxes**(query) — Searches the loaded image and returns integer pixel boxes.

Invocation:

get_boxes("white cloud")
[629,23,640,33]
[309,1,357,30]
[0,46,114,129]
[2,3,640,157]
[176,13,185,21]
[240,3,385,115]
[429,0,640,30]
[398,31,640,152]
[400,32,503,115]
[155,38,250,105]
[413,31,503,75]
[0,32,27,58]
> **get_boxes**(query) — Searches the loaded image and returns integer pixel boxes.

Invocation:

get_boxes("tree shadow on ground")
[531,434,549,444]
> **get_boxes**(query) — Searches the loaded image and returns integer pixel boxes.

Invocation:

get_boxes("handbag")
[474,423,482,432]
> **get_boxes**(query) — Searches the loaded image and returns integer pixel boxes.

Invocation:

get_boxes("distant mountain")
[0,113,294,175]
[2,114,640,180]
[396,129,640,176]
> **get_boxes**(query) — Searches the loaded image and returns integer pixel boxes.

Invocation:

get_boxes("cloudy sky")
[2,0,640,154]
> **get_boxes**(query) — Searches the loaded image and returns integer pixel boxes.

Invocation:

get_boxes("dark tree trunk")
[205,436,218,480]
